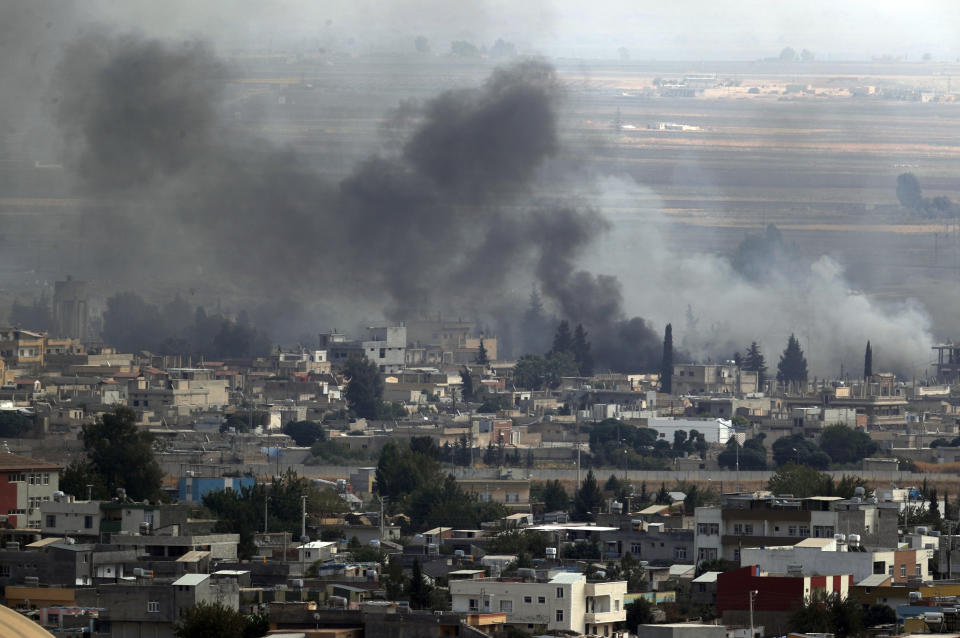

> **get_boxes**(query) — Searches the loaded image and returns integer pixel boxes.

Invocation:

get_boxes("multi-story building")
[694,492,898,564]
[671,364,758,395]
[595,523,694,565]
[85,572,240,638]
[740,536,931,584]
[52,277,89,341]
[127,368,229,416]
[363,325,407,373]
[456,478,530,511]
[718,565,853,634]
[450,572,626,636]
[0,453,60,528]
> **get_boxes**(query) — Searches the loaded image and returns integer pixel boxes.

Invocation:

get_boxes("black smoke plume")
[52,31,661,372]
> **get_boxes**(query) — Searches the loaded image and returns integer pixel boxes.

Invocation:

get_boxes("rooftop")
[0,453,60,471]
[172,574,209,587]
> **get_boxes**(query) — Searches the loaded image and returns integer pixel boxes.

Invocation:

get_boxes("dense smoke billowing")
[49,30,662,371]
[583,177,934,377]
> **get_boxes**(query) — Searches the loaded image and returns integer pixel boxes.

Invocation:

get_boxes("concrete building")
[456,478,530,510]
[0,453,61,528]
[645,417,733,445]
[596,524,694,565]
[127,368,229,416]
[718,565,853,634]
[450,572,626,636]
[177,473,256,504]
[671,364,758,395]
[108,532,239,561]
[740,536,931,584]
[39,496,101,540]
[363,325,407,373]
[52,277,89,341]
[694,492,899,564]
[88,572,240,638]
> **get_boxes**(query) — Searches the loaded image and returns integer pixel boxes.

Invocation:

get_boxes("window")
[538,596,546,604]
[148,601,160,613]
[556,587,564,599]
[42,473,49,485]
[500,600,513,613]
[916,563,922,576]
[873,561,886,574]
[556,610,564,622]
[631,543,642,555]
[45,515,56,528]
[788,525,797,537]
[523,596,532,604]
[799,526,809,537]
[7,473,24,483]
[0,565,9,577]
[379,348,386,358]
[615,600,620,611]
[698,548,717,561]
[900,565,906,578]
[674,546,687,560]
[733,549,740,561]
[469,599,478,611]
[84,516,93,529]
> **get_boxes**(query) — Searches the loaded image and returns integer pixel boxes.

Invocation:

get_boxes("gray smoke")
[51,31,661,368]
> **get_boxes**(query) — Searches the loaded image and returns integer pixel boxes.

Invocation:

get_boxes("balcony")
[584,611,626,624]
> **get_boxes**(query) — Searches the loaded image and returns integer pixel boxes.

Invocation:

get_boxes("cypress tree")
[551,320,573,355]
[743,342,767,387]
[573,323,594,377]
[864,341,873,379]
[777,334,809,386]
[660,323,673,393]
[476,339,489,365]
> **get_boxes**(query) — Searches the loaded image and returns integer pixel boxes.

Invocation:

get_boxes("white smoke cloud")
[581,175,934,377]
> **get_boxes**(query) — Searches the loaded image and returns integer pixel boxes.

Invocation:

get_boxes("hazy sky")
[61,0,960,61]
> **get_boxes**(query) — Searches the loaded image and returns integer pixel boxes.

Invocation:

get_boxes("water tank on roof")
[545,547,557,558]
[917,526,929,535]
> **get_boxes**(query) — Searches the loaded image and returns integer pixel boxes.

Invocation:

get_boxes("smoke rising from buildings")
[48,29,664,369]
[582,176,934,377]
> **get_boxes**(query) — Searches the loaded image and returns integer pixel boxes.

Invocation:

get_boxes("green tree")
[864,340,873,378]
[819,425,877,465]
[344,355,384,419]
[476,339,489,365]
[573,470,603,520]
[660,323,673,393]
[573,323,594,377]
[0,412,33,437]
[59,459,109,500]
[897,173,923,211]
[282,420,325,447]
[864,603,896,628]
[772,434,830,469]
[625,598,655,633]
[459,367,474,402]
[542,479,570,512]
[551,320,573,356]
[81,406,163,501]
[767,463,833,498]
[777,334,808,387]
[718,437,767,471]
[384,557,406,600]
[779,46,799,62]
[789,592,864,638]
[407,558,433,609]
[743,342,767,387]
[174,602,249,638]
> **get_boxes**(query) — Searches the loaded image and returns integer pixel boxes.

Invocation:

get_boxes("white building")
[298,540,337,564]
[450,572,626,636]
[646,417,733,445]
[363,325,407,373]
[740,537,932,583]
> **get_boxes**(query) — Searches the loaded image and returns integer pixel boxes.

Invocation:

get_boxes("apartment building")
[450,572,627,636]
[740,536,931,583]
[694,492,898,564]
[0,453,61,528]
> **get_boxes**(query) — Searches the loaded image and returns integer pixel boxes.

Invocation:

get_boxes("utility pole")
[749,590,758,638]
[379,496,387,541]
[264,495,269,534]
[577,445,581,486]
[300,495,307,541]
